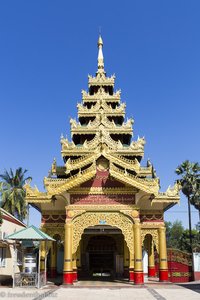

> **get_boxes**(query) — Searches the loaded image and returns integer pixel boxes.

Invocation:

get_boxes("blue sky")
[0,1,199,228]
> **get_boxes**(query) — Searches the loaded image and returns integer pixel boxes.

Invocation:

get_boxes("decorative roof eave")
[110,163,159,195]
[65,151,140,173]
[151,183,181,211]
[24,183,51,201]
[71,128,98,135]
[71,129,133,136]
[114,149,144,157]
[152,198,180,212]
[105,152,152,175]
[77,104,126,117]
[71,122,133,132]
[103,152,140,173]
[139,167,153,176]
[102,135,145,154]
[70,116,132,132]
[82,89,121,101]
[61,133,100,154]
[78,111,125,118]
[61,149,93,157]
[66,152,101,171]
[64,147,148,175]
[88,74,115,87]
[44,163,96,195]
[152,197,180,204]
[61,145,145,158]
[83,97,120,103]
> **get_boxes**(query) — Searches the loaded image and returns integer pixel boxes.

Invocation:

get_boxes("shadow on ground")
[177,283,200,294]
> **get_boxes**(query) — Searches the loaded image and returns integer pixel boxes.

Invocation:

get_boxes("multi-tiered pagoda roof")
[25,36,180,211]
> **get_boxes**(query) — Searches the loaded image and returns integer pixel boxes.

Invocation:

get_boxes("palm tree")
[0,168,32,222]
[175,160,200,252]
[190,178,200,222]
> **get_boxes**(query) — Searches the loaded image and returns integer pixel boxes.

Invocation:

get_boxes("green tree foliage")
[165,220,185,249]
[0,168,31,222]
[165,220,200,252]
[176,160,200,213]
[179,229,200,253]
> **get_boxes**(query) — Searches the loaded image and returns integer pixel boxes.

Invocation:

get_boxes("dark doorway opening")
[79,226,124,280]
[87,235,116,278]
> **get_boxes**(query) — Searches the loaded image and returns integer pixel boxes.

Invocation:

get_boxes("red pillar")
[129,268,134,282]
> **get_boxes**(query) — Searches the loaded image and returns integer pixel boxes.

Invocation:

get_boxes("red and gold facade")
[25,36,180,285]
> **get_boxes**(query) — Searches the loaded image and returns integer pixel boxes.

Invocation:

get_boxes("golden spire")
[97,35,104,71]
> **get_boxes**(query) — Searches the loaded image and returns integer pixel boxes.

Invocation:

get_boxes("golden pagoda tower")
[25,36,180,285]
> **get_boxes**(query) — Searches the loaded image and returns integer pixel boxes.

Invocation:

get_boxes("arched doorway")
[142,233,157,278]
[47,234,64,278]
[63,211,136,284]
[78,225,124,279]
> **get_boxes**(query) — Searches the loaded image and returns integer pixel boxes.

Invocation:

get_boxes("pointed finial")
[98,35,103,47]
[97,35,104,71]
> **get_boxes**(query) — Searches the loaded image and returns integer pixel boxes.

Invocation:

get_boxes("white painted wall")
[193,253,200,272]
[143,250,148,274]
[0,214,26,280]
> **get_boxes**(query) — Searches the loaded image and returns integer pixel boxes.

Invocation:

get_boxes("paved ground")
[0,280,199,300]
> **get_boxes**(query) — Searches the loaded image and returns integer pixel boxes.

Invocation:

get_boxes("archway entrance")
[79,225,124,279]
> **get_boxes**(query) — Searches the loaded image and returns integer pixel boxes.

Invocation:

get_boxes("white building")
[0,208,26,285]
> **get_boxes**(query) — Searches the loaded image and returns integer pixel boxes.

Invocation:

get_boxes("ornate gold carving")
[72,212,134,254]
[69,187,138,195]
[68,204,138,211]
